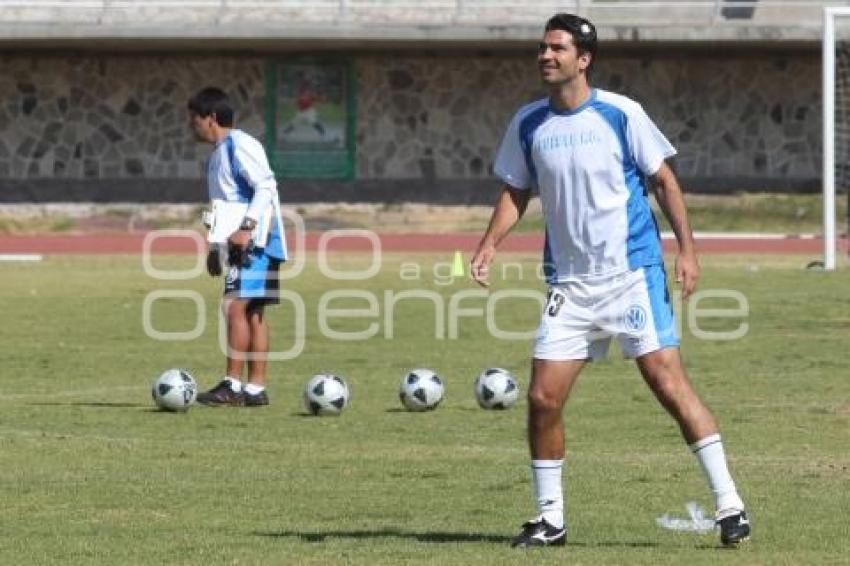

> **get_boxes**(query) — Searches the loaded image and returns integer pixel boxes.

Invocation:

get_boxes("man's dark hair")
[545,13,598,77]
[187,87,234,127]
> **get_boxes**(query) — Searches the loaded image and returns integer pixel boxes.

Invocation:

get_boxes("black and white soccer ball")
[399,368,444,411]
[152,369,197,412]
[474,368,519,410]
[304,373,350,416]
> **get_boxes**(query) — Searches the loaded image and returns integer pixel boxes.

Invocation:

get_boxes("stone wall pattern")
[0,51,821,189]
[0,55,265,183]
[357,51,821,184]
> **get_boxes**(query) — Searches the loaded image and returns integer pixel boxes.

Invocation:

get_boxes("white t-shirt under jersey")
[494,89,676,282]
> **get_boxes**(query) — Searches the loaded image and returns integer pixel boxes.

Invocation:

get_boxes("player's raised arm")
[471,184,531,287]
[651,161,700,300]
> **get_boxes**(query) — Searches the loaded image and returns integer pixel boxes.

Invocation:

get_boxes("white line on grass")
[661,232,820,240]
[0,254,43,262]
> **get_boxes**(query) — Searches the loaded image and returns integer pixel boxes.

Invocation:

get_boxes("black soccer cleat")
[718,510,750,546]
[511,517,567,548]
[197,380,244,406]
[243,389,269,407]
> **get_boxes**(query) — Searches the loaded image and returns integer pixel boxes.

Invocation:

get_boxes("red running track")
[0,232,844,255]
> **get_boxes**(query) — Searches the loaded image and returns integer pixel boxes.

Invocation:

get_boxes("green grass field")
[1,192,847,235]
[514,192,849,235]
[1,253,848,564]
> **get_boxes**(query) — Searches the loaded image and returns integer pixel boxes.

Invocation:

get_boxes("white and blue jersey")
[494,89,675,282]
[208,129,287,261]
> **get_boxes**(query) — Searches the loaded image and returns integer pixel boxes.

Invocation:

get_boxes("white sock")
[531,459,564,529]
[244,383,265,395]
[224,376,242,393]
[690,434,744,516]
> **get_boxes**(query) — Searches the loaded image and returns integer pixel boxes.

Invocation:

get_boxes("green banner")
[265,58,356,180]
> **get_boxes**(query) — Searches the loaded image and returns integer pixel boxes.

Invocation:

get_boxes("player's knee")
[653,374,703,418]
[527,387,563,413]
[650,373,682,401]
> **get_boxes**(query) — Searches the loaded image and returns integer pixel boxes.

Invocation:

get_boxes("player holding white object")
[188,87,288,408]
[470,13,750,548]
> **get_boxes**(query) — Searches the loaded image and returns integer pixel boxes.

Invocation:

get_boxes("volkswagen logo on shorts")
[624,304,647,333]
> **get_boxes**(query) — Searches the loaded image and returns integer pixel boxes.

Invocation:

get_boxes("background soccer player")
[188,87,287,407]
[282,78,327,139]
[470,14,750,548]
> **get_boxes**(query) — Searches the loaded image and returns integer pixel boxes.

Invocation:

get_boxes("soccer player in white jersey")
[188,87,288,407]
[471,14,750,547]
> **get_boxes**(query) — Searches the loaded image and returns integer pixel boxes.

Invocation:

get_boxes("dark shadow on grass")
[255,529,661,548]
[255,528,511,544]
[385,407,480,414]
[592,541,660,549]
[293,412,342,418]
[27,401,147,408]
[694,542,740,550]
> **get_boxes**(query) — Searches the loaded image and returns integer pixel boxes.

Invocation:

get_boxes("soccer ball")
[304,373,349,416]
[152,369,197,412]
[399,368,444,411]
[474,368,519,410]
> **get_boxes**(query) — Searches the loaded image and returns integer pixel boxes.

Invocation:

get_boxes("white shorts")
[534,264,680,361]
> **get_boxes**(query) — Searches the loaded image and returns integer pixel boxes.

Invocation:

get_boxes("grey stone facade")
[0,49,822,202]
[0,54,265,183]
[358,50,821,189]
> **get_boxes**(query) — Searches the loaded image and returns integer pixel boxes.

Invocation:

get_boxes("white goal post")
[823,7,850,271]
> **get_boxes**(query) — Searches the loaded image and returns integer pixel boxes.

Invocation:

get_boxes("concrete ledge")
[683,176,822,194]
[0,23,825,47]
[0,177,827,205]
[0,179,501,204]
[0,1,831,46]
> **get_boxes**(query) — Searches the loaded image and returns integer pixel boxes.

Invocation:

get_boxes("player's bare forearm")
[480,185,529,247]
[652,162,695,254]
[471,185,531,286]
[651,162,700,299]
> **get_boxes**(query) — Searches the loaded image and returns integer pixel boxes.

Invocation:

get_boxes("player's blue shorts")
[534,263,680,361]
[224,247,281,304]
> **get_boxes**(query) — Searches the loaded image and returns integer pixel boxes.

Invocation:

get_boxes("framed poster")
[265,58,356,180]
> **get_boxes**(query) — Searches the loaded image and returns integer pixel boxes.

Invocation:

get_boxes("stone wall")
[0,49,822,202]
[357,50,821,189]
[0,54,265,182]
